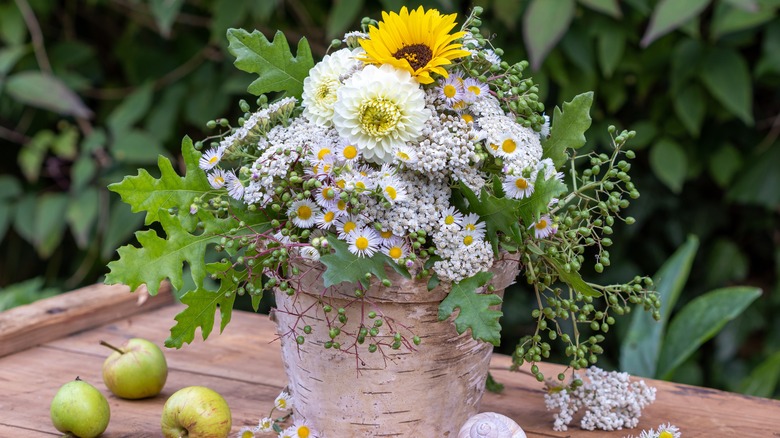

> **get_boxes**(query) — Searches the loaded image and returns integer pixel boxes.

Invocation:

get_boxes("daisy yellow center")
[214,176,225,185]
[443,84,458,98]
[240,431,254,438]
[461,114,474,123]
[515,178,528,189]
[385,186,397,200]
[468,85,482,95]
[316,79,339,103]
[343,221,356,233]
[336,179,346,189]
[659,432,673,438]
[278,399,287,409]
[389,246,403,259]
[317,148,332,160]
[337,200,347,210]
[393,44,433,71]
[380,230,393,239]
[359,98,401,138]
[322,187,335,199]
[535,219,548,230]
[323,163,332,173]
[452,100,467,110]
[489,143,499,151]
[297,426,310,438]
[355,236,369,250]
[355,181,366,191]
[343,145,358,159]
[208,156,219,164]
[445,215,455,225]
[323,211,335,222]
[502,138,517,154]
[396,151,411,160]
[297,205,312,220]
[463,235,474,246]
[465,223,476,231]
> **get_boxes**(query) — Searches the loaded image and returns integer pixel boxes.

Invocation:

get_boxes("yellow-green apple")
[161,386,232,438]
[50,377,110,438]
[101,338,168,399]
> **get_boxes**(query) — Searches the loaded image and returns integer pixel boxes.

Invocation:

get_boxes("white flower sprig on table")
[544,367,657,432]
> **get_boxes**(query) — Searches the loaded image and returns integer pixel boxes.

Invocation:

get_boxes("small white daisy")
[530,214,556,239]
[314,185,340,207]
[656,423,681,438]
[462,213,487,239]
[540,113,551,138]
[199,147,223,171]
[378,176,408,204]
[309,142,334,164]
[441,206,464,227]
[438,75,464,106]
[315,210,339,229]
[347,226,381,257]
[299,245,321,261]
[333,141,361,164]
[462,77,489,102]
[207,168,228,189]
[236,426,256,438]
[287,199,319,228]
[304,157,335,180]
[225,171,244,200]
[392,145,418,165]
[382,236,409,262]
[278,428,295,438]
[334,215,360,238]
[460,229,483,248]
[502,174,535,199]
[377,228,395,243]
[274,391,293,411]
[493,134,523,159]
[257,417,274,433]
[288,420,317,438]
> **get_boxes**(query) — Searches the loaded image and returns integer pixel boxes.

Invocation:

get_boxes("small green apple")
[50,377,110,438]
[101,338,168,399]
[161,386,232,438]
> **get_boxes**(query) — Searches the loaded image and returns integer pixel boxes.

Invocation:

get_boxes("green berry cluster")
[511,127,660,383]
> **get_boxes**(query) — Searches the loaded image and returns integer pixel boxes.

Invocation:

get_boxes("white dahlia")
[302,48,360,126]
[332,64,430,163]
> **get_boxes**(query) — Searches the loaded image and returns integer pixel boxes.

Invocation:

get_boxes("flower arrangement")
[106,5,659,387]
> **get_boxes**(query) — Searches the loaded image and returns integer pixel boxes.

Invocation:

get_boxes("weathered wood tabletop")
[1,283,778,437]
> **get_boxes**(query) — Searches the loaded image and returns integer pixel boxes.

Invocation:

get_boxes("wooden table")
[1,284,778,437]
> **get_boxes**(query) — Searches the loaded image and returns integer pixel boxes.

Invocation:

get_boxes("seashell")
[458,412,527,438]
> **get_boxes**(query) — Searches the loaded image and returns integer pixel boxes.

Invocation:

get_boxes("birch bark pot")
[272,255,520,437]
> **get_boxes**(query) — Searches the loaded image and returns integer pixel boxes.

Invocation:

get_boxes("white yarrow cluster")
[544,367,657,432]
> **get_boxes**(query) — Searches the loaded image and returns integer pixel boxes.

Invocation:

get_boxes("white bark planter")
[272,256,520,437]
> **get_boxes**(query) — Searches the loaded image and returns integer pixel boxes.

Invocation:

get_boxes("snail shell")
[458,412,527,438]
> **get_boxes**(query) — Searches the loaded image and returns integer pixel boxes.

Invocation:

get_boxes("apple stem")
[99,340,125,354]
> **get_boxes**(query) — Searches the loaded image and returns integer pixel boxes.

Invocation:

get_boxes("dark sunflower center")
[392,44,433,71]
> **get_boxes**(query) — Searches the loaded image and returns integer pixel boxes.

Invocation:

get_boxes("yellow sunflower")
[359,6,470,84]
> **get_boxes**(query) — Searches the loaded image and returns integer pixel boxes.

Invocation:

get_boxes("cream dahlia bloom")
[302,48,360,126]
[332,64,430,163]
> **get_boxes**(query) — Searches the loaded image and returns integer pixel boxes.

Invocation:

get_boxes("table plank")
[2,285,779,437]
[0,282,173,358]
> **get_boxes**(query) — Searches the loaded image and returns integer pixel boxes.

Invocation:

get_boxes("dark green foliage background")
[1,0,777,397]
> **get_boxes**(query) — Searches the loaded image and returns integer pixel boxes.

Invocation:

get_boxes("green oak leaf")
[108,136,210,227]
[542,92,594,167]
[516,172,568,225]
[320,235,397,288]
[438,271,504,346]
[165,262,242,348]
[227,28,314,98]
[105,209,236,295]
[459,181,522,253]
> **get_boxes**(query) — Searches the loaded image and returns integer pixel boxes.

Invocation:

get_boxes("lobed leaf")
[542,92,594,167]
[438,272,503,346]
[320,235,392,289]
[227,28,314,98]
[459,181,522,253]
[108,136,210,226]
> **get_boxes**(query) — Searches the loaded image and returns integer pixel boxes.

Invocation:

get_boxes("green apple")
[161,386,232,438]
[101,338,168,399]
[50,377,110,438]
